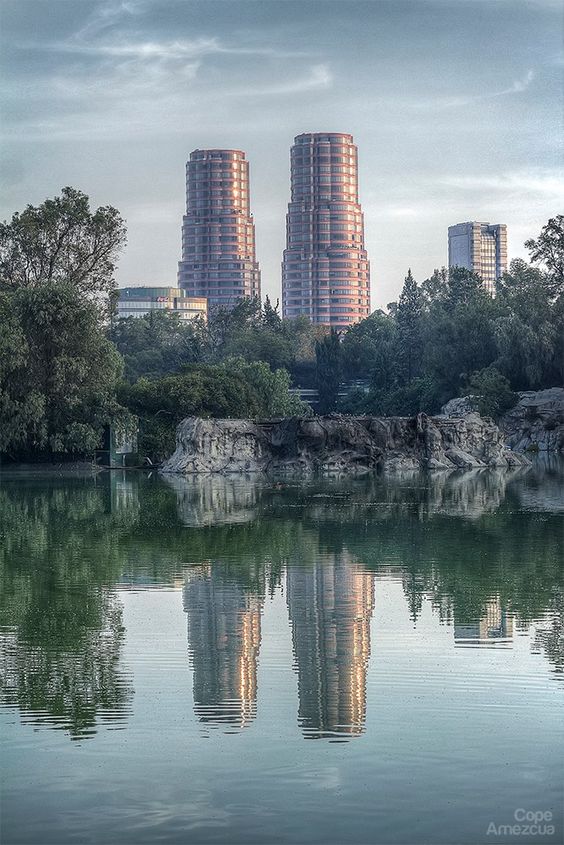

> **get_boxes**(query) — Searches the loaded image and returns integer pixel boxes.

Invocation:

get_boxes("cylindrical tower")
[282,132,370,328]
[178,149,261,309]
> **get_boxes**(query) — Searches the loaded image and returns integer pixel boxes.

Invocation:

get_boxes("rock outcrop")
[442,388,564,452]
[440,396,479,418]
[500,388,564,453]
[161,413,529,476]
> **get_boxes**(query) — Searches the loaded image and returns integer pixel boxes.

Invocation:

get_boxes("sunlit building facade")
[282,132,371,328]
[448,221,507,295]
[178,149,261,309]
[116,286,207,322]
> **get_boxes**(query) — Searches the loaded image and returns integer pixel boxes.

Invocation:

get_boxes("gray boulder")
[440,396,479,418]
[500,388,564,453]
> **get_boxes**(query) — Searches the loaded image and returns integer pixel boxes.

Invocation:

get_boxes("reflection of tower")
[183,565,262,728]
[454,597,514,646]
[286,553,374,739]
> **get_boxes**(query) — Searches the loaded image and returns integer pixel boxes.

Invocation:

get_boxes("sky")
[1,0,562,308]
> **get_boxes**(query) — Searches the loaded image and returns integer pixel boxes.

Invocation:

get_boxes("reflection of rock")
[286,553,374,739]
[183,565,263,728]
[422,468,527,519]
[163,465,535,529]
[162,413,529,476]
[162,474,260,526]
[500,388,564,453]
[454,597,514,646]
[512,455,564,512]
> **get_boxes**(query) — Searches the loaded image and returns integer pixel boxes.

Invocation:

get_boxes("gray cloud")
[1,0,562,307]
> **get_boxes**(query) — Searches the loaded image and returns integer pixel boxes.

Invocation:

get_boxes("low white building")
[116,286,207,322]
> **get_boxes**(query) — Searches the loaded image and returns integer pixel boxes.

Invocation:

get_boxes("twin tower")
[177,133,371,329]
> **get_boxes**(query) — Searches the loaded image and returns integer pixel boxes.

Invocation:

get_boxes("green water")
[1,462,563,844]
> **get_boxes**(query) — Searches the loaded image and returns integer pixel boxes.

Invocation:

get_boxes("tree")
[525,215,564,294]
[447,266,485,305]
[316,330,342,413]
[0,187,126,307]
[423,293,499,405]
[0,282,123,459]
[262,296,283,332]
[466,366,517,420]
[341,310,397,381]
[396,269,423,383]
[205,296,262,357]
[420,267,447,304]
[226,358,310,417]
[494,259,563,389]
[0,295,44,454]
[110,310,206,381]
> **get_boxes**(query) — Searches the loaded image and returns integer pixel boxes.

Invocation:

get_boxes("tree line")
[0,187,562,463]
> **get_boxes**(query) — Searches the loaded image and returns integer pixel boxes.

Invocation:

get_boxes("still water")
[1,462,563,845]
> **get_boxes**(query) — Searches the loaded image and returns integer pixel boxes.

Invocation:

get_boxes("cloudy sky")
[1,0,562,307]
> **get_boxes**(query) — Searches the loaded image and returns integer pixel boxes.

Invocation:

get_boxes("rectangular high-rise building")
[282,132,371,329]
[448,221,507,294]
[178,149,261,309]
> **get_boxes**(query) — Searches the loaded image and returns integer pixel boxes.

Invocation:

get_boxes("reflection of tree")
[533,588,564,675]
[0,479,133,739]
[0,595,130,739]
[1,462,562,743]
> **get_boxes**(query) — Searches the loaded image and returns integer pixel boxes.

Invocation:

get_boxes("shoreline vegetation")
[0,189,562,468]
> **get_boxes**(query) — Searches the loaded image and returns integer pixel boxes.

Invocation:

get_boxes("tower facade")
[178,149,261,309]
[448,221,507,295]
[282,132,370,328]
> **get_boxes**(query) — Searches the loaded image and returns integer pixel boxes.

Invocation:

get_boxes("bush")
[466,366,517,420]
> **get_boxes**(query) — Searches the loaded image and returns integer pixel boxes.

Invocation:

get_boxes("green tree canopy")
[0,187,126,304]
[0,283,123,459]
[0,188,128,460]
[316,330,343,413]
[525,214,564,294]
[110,309,206,381]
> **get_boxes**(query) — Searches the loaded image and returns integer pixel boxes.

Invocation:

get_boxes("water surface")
[1,462,563,844]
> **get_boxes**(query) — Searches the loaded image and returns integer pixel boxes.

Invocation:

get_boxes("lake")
[1,461,563,845]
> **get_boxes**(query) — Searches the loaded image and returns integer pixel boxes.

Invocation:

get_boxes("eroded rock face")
[441,388,564,453]
[500,388,564,453]
[161,413,529,476]
[165,418,269,474]
[440,396,479,418]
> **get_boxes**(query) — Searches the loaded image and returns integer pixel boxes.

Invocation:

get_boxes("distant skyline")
[1,0,562,308]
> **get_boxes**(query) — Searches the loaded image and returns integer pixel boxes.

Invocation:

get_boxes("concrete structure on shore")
[282,132,370,328]
[116,286,207,322]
